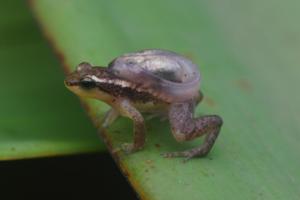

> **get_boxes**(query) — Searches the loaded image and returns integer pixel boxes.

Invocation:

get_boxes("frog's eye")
[80,77,96,89]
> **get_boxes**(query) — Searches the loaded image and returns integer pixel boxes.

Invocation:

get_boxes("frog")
[64,49,223,161]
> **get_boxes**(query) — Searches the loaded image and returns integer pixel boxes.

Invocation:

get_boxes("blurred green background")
[0,1,104,160]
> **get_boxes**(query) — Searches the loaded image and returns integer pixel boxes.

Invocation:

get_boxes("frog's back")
[108,49,201,103]
[120,49,199,83]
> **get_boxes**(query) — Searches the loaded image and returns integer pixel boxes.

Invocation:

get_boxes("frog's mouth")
[64,76,82,95]
[64,80,77,91]
[64,78,113,102]
[64,78,79,87]
[64,81,86,97]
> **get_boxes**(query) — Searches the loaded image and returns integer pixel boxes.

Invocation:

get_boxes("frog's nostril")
[65,79,78,86]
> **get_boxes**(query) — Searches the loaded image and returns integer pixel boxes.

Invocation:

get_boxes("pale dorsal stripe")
[89,75,133,88]
[88,75,171,102]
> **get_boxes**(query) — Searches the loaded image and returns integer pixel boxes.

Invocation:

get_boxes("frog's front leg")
[115,99,146,153]
[102,108,119,128]
[163,100,223,161]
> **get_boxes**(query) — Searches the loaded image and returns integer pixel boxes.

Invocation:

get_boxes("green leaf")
[0,1,105,160]
[30,0,300,199]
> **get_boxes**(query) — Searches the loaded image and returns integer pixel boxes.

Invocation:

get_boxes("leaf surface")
[31,0,300,199]
[0,1,104,160]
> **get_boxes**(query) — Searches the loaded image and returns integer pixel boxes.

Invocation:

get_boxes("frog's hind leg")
[163,100,223,162]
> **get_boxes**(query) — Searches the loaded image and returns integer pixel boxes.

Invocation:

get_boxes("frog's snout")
[64,78,79,87]
[64,71,81,87]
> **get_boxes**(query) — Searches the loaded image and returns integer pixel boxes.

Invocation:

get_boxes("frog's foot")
[161,148,208,162]
[121,143,143,154]
[167,102,223,161]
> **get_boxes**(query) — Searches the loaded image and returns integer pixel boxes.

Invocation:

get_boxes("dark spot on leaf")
[235,79,253,92]
[155,143,161,148]
[145,159,153,165]
[204,96,216,107]
[145,159,155,169]
[183,52,195,61]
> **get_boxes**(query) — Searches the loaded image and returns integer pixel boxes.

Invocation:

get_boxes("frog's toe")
[161,151,188,158]
[121,143,137,154]
[161,150,198,162]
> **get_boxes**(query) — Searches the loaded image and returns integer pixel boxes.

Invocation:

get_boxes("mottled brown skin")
[165,101,223,161]
[65,58,223,161]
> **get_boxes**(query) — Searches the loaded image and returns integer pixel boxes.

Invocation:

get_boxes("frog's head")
[64,62,113,101]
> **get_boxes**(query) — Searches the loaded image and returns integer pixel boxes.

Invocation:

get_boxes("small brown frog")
[65,49,223,161]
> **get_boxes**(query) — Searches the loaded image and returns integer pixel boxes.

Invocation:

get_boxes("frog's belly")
[134,101,169,114]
